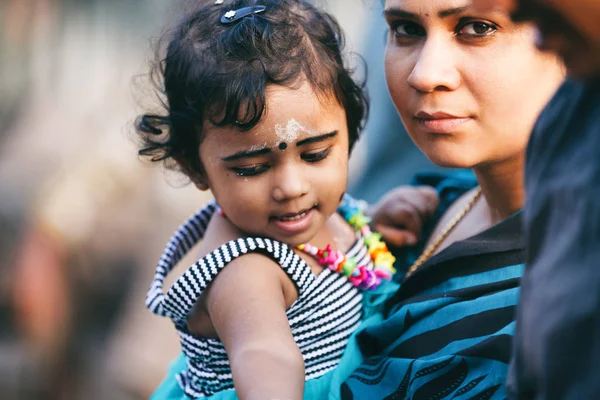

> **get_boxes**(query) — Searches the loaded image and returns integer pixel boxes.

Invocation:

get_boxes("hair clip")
[220,5,266,24]
[215,0,224,4]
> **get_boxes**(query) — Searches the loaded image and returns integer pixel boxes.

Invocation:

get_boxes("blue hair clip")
[220,5,266,24]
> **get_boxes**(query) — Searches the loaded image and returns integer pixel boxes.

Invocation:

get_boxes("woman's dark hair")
[136,0,368,177]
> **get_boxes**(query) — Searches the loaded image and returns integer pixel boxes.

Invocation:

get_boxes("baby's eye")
[302,148,330,163]
[390,21,426,38]
[458,21,498,37]
[231,164,269,177]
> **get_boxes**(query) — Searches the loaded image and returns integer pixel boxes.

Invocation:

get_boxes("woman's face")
[383,0,565,168]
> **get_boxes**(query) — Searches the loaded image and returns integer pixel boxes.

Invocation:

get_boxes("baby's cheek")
[331,151,349,174]
[318,166,347,206]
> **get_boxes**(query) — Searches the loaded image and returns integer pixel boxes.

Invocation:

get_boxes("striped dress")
[146,199,372,398]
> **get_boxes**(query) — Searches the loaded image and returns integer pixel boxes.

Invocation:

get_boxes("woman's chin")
[408,131,480,169]
[423,150,480,169]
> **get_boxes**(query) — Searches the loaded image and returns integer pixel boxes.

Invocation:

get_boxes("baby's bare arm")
[204,253,304,400]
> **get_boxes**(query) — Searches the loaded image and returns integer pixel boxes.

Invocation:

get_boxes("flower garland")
[297,202,396,290]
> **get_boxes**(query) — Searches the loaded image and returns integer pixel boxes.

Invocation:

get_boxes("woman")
[340,0,565,398]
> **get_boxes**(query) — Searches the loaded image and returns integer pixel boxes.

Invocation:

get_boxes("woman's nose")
[407,36,461,93]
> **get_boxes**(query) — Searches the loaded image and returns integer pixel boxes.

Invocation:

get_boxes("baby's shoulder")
[195,211,246,260]
[197,212,298,298]
[187,215,298,336]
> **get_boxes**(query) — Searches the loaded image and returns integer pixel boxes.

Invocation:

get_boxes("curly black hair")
[136,0,369,177]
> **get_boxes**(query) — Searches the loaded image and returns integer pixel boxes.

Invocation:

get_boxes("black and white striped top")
[146,199,370,398]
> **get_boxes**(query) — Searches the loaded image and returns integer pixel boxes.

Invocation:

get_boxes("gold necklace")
[405,187,483,278]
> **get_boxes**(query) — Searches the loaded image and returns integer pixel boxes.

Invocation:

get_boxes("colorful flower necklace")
[296,201,396,291]
[216,199,396,291]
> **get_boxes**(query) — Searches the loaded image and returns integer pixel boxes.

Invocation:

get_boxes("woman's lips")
[414,111,472,134]
[417,117,472,133]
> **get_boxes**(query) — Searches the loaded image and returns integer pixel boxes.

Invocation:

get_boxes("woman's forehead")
[385,0,485,15]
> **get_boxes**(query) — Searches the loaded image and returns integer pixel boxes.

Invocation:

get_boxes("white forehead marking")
[274,118,314,143]
[247,142,269,152]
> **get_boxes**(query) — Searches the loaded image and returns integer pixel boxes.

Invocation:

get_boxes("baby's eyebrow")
[221,131,338,160]
[221,147,271,161]
[296,131,338,147]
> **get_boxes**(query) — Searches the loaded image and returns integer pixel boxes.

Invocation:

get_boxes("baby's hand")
[368,186,439,247]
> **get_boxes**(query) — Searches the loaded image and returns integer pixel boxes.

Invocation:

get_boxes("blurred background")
[0,0,436,399]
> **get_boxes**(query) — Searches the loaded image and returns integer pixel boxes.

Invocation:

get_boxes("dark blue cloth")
[342,172,525,399]
[507,78,600,399]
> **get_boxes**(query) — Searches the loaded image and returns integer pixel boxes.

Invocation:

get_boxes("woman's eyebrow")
[296,131,338,147]
[384,5,471,19]
[221,147,271,161]
[383,8,418,20]
[438,5,470,18]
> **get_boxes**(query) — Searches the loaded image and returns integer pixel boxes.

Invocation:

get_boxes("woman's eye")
[390,21,426,38]
[458,22,498,37]
[302,148,330,163]
[231,165,269,177]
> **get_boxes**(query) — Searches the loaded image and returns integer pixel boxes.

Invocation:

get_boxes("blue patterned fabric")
[341,172,525,399]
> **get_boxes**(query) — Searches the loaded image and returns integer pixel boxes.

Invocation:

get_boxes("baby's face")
[197,81,349,247]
